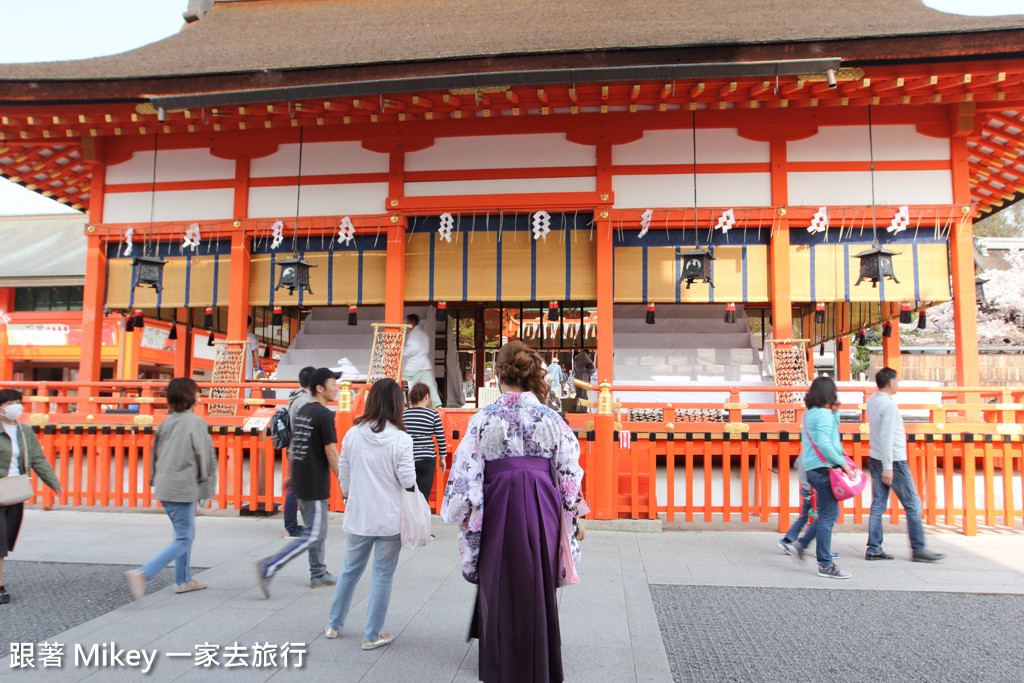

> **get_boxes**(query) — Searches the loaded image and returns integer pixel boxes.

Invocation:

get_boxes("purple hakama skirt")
[476,456,563,683]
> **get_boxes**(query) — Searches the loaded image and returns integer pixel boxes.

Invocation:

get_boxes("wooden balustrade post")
[961,434,977,535]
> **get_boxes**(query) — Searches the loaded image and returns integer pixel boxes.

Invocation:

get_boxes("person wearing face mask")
[0,389,62,605]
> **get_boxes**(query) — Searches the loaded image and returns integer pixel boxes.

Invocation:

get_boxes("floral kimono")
[441,390,583,583]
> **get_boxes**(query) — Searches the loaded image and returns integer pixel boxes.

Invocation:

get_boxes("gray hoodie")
[339,422,416,537]
[151,410,217,503]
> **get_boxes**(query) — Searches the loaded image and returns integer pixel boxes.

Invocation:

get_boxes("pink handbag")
[557,509,580,586]
[805,420,866,501]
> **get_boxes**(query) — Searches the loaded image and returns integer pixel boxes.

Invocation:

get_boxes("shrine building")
[3,0,1024,398]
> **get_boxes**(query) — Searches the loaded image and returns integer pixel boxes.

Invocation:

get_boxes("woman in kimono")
[442,340,583,683]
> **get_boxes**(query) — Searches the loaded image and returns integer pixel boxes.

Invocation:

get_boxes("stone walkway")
[1,508,1021,681]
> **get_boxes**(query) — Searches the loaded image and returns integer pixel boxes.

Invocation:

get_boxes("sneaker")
[324,626,340,640]
[310,572,337,589]
[832,552,841,559]
[817,563,852,579]
[912,550,946,563]
[175,580,208,594]
[792,543,805,562]
[124,570,146,603]
[0,586,10,605]
[254,559,272,598]
[361,633,394,651]
[777,539,794,556]
[866,550,895,561]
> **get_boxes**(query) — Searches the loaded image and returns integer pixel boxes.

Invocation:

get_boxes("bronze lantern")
[274,256,317,296]
[676,246,716,289]
[131,255,167,292]
[853,243,900,288]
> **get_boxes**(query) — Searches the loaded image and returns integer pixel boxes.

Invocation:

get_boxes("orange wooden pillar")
[949,136,981,389]
[836,336,851,381]
[882,316,901,371]
[226,231,252,343]
[79,231,108,411]
[385,150,407,325]
[172,308,193,378]
[768,140,793,342]
[0,288,13,381]
[593,209,615,519]
[121,323,141,380]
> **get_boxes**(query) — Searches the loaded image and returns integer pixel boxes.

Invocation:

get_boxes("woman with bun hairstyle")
[442,340,583,683]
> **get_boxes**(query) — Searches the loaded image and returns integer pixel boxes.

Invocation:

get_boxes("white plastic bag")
[400,486,432,549]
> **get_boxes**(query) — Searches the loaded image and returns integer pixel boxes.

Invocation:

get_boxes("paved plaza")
[2,509,1023,681]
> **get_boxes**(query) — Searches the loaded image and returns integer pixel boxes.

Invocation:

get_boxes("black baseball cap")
[309,367,342,393]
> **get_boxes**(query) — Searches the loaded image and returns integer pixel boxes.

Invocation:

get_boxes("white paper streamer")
[808,207,829,234]
[182,222,201,251]
[270,220,285,249]
[715,208,736,233]
[337,216,355,245]
[532,211,551,241]
[887,205,910,234]
[438,213,454,243]
[122,228,134,256]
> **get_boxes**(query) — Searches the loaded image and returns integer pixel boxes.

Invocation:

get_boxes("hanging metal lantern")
[676,246,716,289]
[131,255,167,292]
[853,243,900,288]
[274,256,317,296]
[975,276,989,309]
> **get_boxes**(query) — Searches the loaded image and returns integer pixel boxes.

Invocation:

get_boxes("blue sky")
[0,0,1022,215]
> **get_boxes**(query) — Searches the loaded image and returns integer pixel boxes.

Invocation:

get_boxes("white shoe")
[324,626,339,640]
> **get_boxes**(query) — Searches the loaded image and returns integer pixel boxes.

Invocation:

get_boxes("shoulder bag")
[0,426,35,506]
[804,417,866,501]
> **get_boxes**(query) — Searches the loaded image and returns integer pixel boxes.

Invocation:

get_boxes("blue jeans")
[283,490,301,535]
[783,484,817,549]
[805,469,839,568]
[867,459,926,554]
[327,533,402,641]
[140,501,195,584]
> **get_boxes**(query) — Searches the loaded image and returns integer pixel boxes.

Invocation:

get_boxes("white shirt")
[404,325,432,374]
[4,423,21,476]
[338,423,416,537]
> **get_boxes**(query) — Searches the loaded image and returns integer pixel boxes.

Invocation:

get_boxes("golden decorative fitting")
[724,422,749,433]
[244,398,265,405]
[614,422,622,431]
[599,210,609,219]
[600,193,609,201]
[28,396,48,403]
[390,215,400,224]
[723,403,747,410]
[134,415,154,426]
[960,205,971,214]
[596,381,614,414]
[665,423,675,432]
[86,224,96,234]
[338,380,353,412]
[234,220,242,228]
[86,415,95,422]
[997,423,1023,435]
[29,413,49,425]
[777,207,787,216]
[390,199,400,207]
[935,423,945,431]
[136,397,155,404]
[859,423,870,434]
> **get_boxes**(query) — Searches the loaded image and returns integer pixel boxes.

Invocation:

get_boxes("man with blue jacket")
[865,368,944,562]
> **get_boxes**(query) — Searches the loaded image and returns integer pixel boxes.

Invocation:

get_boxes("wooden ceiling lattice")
[2,66,1024,216]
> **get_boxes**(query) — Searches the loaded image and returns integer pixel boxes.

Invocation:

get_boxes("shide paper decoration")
[337,216,355,245]
[715,208,735,234]
[808,207,829,234]
[183,222,201,251]
[123,228,134,256]
[887,205,910,234]
[532,211,551,241]
[438,213,454,243]
[270,220,285,250]
[639,209,653,239]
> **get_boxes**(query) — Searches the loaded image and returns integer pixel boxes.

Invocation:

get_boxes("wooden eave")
[2,54,1024,217]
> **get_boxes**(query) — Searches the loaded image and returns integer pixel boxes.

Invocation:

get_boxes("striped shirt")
[403,407,447,461]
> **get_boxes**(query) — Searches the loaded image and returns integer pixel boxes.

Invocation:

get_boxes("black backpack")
[268,406,292,449]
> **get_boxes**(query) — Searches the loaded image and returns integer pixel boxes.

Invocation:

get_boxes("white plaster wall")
[787,125,950,161]
[787,170,953,206]
[404,176,596,197]
[103,189,234,223]
[613,129,770,165]
[247,183,389,217]
[106,148,235,183]
[405,134,595,170]
[612,172,771,208]
[250,142,389,178]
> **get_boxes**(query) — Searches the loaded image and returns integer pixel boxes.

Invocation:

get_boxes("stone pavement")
[1,508,1022,681]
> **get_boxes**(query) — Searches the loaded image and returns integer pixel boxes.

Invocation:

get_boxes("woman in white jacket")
[325,378,416,650]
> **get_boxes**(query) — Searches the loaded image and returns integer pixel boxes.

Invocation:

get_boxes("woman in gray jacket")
[125,378,217,601]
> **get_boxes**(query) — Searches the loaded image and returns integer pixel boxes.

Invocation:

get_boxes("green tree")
[973,204,1023,238]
